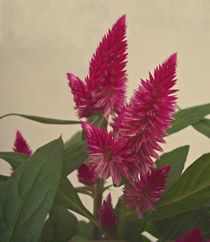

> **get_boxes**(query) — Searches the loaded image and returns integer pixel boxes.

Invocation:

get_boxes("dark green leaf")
[156,146,189,191]
[0,138,64,242]
[77,221,92,239]
[64,131,82,149]
[63,141,88,176]
[0,113,80,125]
[168,104,210,134]
[0,152,29,169]
[70,235,88,241]
[55,178,102,232]
[0,175,9,191]
[40,205,78,242]
[193,118,210,139]
[152,153,210,221]
[124,214,145,242]
[155,208,210,241]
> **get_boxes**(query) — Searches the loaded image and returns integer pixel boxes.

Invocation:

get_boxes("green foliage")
[0,152,29,169]
[0,138,64,242]
[0,175,9,191]
[156,146,189,191]
[168,103,210,134]
[40,205,78,242]
[153,153,210,220]
[64,131,82,149]
[63,141,88,176]
[0,113,80,125]
[54,178,101,231]
[193,118,210,138]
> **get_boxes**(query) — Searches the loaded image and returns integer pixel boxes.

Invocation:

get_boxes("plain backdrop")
[0,0,210,236]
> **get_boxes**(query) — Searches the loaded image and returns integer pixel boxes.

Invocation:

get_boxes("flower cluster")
[67,14,178,229]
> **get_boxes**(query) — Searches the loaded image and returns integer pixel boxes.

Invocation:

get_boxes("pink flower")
[98,194,117,231]
[81,121,137,186]
[175,228,203,242]
[124,166,170,217]
[115,53,177,173]
[77,163,96,185]
[13,131,32,155]
[68,15,127,118]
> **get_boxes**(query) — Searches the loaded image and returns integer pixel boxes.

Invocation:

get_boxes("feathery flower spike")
[68,15,128,118]
[124,166,170,217]
[175,228,203,242]
[13,131,32,155]
[81,121,137,186]
[116,53,177,173]
[98,193,117,231]
[77,163,96,185]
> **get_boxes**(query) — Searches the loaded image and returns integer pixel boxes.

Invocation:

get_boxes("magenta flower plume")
[81,121,137,186]
[116,53,177,172]
[98,194,117,231]
[67,15,127,118]
[175,228,203,242]
[77,163,96,185]
[13,131,32,155]
[124,166,170,217]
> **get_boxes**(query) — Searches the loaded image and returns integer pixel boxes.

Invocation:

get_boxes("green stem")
[116,201,127,239]
[92,180,104,239]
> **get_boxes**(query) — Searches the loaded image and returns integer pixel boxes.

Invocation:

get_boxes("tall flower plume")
[98,194,117,231]
[115,53,177,172]
[81,122,137,186]
[68,15,127,118]
[124,166,170,217]
[13,131,32,155]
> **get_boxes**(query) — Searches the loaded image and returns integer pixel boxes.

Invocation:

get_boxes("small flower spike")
[13,131,32,155]
[68,15,128,118]
[98,194,117,231]
[175,228,203,242]
[81,121,137,186]
[116,53,177,173]
[77,163,96,185]
[124,166,170,217]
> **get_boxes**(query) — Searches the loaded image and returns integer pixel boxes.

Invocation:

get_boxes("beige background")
[0,0,210,238]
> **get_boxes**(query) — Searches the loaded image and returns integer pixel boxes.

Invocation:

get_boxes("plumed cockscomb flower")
[68,15,127,118]
[175,228,203,242]
[115,53,177,173]
[98,194,117,231]
[81,122,137,186]
[77,163,96,185]
[124,166,170,217]
[13,131,32,155]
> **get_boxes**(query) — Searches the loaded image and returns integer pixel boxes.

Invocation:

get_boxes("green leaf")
[55,178,102,232]
[0,140,88,178]
[70,235,88,241]
[168,104,210,134]
[63,141,88,176]
[0,113,80,125]
[77,221,92,239]
[0,152,29,169]
[193,118,210,139]
[124,214,145,242]
[0,175,9,191]
[40,205,78,242]
[0,138,64,242]
[64,131,82,149]
[155,207,210,241]
[152,153,210,221]
[156,146,189,191]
